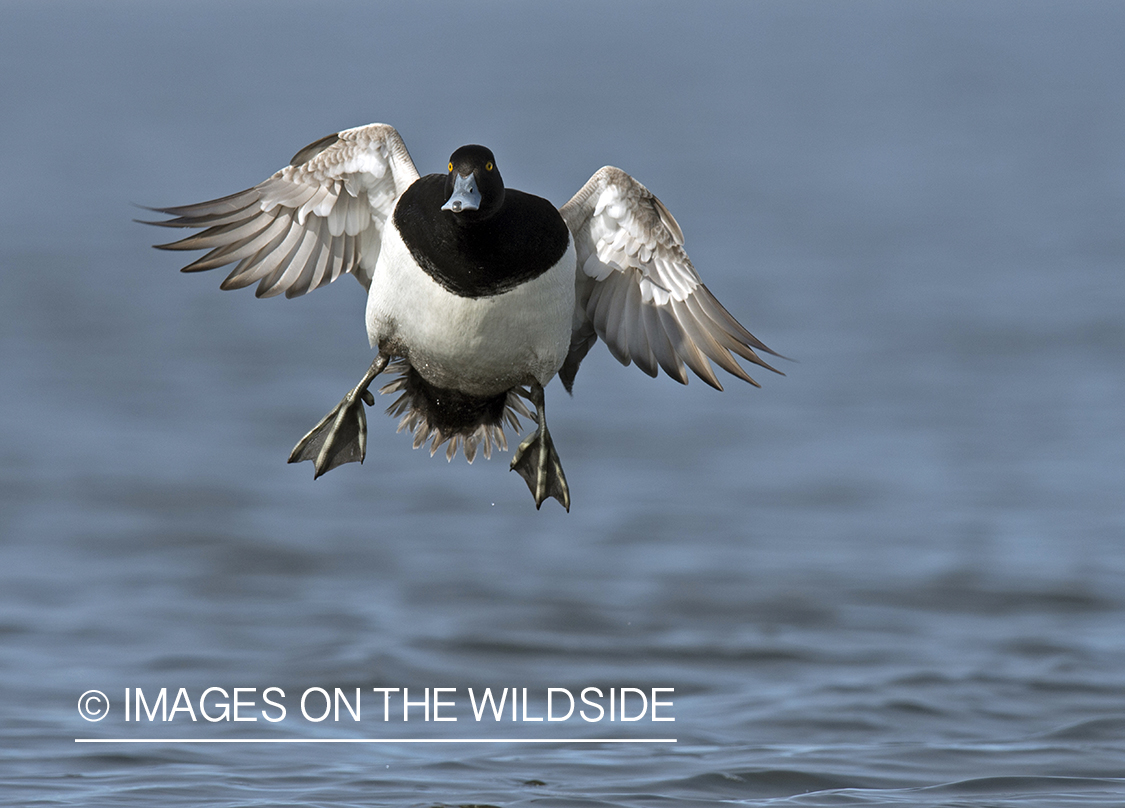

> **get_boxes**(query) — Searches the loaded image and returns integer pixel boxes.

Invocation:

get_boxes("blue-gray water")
[3,1,1125,805]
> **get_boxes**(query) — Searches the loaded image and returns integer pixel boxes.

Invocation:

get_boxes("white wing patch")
[560,166,782,390]
[146,123,420,298]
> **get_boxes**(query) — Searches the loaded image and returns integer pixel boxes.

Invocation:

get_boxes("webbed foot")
[288,354,388,478]
[510,382,570,511]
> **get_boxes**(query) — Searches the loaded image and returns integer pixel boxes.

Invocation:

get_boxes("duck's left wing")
[144,123,420,298]
[558,166,782,391]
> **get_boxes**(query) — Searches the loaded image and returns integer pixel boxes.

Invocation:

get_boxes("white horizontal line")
[75,738,676,744]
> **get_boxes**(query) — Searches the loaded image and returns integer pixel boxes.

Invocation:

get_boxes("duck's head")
[441,145,504,220]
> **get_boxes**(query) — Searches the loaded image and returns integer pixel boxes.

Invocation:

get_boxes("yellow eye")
[448,162,453,172]
[485,161,494,171]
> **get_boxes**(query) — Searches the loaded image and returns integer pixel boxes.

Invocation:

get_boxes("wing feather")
[264,218,327,298]
[642,299,686,383]
[241,219,309,296]
[560,166,783,389]
[220,219,297,291]
[623,276,658,377]
[669,298,723,390]
[144,123,420,298]
[146,189,262,227]
[179,209,290,272]
[294,218,336,297]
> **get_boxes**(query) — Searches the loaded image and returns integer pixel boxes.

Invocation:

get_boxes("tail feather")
[379,359,531,463]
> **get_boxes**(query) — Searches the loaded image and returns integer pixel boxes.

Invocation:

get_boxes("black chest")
[392,175,571,298]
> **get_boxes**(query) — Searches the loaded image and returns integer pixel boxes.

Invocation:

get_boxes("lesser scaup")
[146,124,782,510]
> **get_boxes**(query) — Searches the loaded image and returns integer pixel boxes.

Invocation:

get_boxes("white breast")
[365,225,576,396]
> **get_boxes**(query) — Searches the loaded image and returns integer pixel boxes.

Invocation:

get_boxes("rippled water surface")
[3,1,1125,805]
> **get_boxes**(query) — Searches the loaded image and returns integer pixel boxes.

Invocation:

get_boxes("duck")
[145,123,783,511]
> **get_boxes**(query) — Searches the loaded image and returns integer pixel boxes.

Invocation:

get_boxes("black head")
[442,145,504,220]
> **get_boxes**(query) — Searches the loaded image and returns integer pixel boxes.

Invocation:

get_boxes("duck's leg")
[510,381,570,511]
[288,353,390,478]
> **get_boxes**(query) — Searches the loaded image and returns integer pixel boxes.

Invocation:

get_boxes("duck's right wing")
[143,123,420,298]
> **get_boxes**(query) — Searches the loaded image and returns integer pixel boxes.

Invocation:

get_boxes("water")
[3,1,1125,804]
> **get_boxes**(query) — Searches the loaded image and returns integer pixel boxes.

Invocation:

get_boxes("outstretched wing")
[558,166,782,391]
[143,123,420,298]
